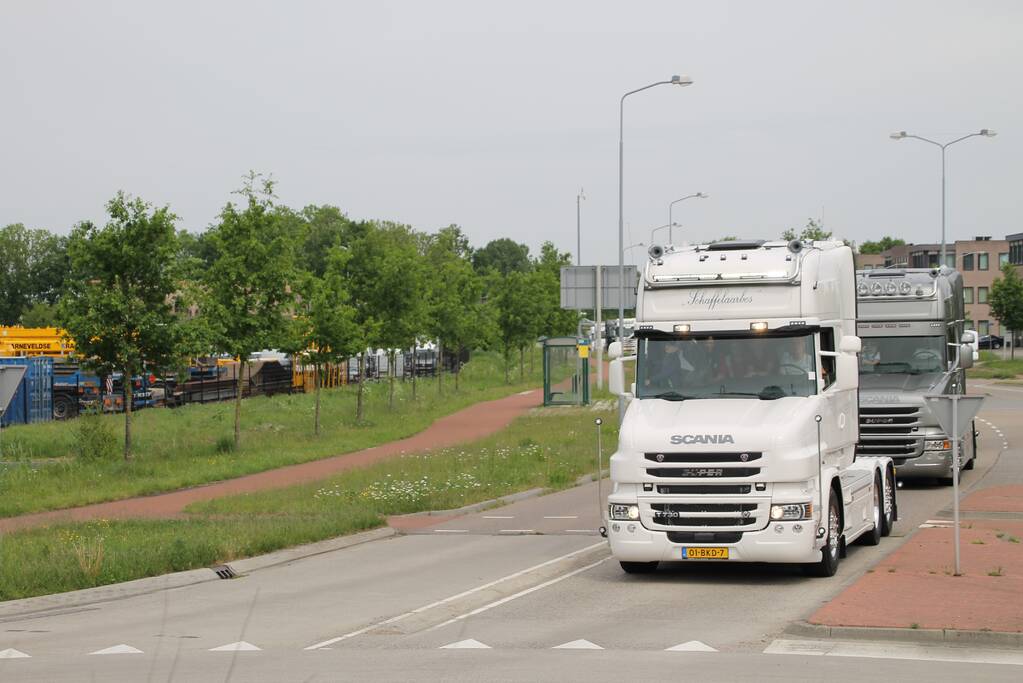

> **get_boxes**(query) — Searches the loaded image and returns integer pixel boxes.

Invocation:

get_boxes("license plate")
[681,547,729,560]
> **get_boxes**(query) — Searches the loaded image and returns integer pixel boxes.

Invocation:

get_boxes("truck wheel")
[880,468,896,537]
[803,488,841,577]
[857,475,883,546]
[620,561,659,574]
[53,395,77,420]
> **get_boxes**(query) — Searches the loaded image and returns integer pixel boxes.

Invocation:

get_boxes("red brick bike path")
[0,387,545,534]
[810,485,1023,633]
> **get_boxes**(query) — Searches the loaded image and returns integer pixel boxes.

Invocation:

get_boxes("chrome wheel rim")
[828,502,840,559]
[883,474,894,524]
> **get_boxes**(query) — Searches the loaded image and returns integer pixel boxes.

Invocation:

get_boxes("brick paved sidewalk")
[0,387,544,534]
[810,484,1023,633]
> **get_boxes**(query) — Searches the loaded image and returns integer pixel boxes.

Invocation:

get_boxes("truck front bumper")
[894,449,953,480]
[607,520,824,564]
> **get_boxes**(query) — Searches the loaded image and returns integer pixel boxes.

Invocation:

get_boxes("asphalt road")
[2,386,1021,682]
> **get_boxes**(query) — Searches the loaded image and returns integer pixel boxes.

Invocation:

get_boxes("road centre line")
[426,558,608,632]
[303,542,605,650]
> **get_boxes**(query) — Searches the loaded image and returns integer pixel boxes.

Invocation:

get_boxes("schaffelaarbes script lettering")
[686,289,753,310]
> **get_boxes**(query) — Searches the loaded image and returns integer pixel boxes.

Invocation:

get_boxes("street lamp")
[668,192,708,244]
[649,223,678,245]
[890,129,997,266]
[576,188,585,265]
[617,74,693,420]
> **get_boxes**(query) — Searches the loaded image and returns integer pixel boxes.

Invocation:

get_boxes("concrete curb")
[786,620,1023,649]
[0,526,395,620]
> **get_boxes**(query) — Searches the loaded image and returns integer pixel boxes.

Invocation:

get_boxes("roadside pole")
[595,266,603,389]
[952,394,961,575]
[595,418,604,525]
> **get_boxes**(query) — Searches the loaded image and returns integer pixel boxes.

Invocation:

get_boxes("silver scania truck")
[855,267,976,484]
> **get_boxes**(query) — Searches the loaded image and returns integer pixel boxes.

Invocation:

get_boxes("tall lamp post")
[618,75,693,420]
[890,129,997,266]
[576,188,585,265]
[668,192,707,244]
[649,222,678,245]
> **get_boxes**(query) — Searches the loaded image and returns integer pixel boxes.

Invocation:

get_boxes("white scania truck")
[606,239,896,576]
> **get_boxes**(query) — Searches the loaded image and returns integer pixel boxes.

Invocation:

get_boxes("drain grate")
[212,564,237,580]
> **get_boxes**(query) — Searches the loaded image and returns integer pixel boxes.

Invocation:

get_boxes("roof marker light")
[674,324,691,334]
[750,322,768,333]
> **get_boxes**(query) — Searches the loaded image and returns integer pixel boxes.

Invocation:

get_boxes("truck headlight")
[609,504,640,521]
[924,439,951,451]
[769,503,813,521]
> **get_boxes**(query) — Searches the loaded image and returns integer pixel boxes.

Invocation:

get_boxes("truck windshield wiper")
[646,391,694,401]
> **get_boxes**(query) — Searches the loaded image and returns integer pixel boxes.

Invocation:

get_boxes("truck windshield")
[859,335,946,375]
[635,334,817,400]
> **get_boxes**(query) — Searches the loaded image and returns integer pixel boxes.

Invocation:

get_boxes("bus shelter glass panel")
[542,337,589,406]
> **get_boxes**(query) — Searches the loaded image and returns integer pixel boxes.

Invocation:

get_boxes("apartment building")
[855,236,1011,337]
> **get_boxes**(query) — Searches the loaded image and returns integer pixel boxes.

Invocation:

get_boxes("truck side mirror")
[959,344,974,370]
[607,341,623,360]
[609,358,631,397]
[839,335,862,354]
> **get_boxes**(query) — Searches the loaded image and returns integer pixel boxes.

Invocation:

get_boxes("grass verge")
[969,351,1023,379]
[0,350,560,517]
[0,405,616,601]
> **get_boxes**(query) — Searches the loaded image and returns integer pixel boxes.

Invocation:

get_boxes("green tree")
[202,172,296,449]
[532,242,578,369]
[424,225,487,393]
[989,263,1023,359]
[297,205,351,277]
[20,301,58,327]
[491,270,543,382]
[0,224,68,324]
[57,193,182,459]
[472,238,531,275]
[859,236,906,254]
[782,218,832,242]
[294,247,360,435]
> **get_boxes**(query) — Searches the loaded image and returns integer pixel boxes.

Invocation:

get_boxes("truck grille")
[667,531,743,544]
[645,452,762,463]
[857,406,922,457]
[657,485,751,494]
[641,499,769,532]
[646,467,760,478]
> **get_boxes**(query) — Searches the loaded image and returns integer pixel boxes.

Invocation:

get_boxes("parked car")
[979,334,1004,350]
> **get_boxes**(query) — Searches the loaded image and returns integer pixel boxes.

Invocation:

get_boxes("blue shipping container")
[0,357,53,426]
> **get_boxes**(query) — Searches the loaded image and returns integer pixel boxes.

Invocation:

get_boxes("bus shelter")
[541,336,589,406]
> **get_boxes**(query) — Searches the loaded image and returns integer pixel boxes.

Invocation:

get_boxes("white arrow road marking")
[666,640,718,652]
[440,639,491,649]
[209,641,261,652]
[0,648,30,659]
[553,639,603,650]
[89,644,143,655]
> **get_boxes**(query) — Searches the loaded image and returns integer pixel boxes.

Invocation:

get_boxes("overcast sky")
[2,1,1020,265]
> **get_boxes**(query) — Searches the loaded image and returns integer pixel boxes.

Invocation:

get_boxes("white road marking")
[517,390,534,396]
[209,641,261,652]
[666,640,718,652]
[440,639,491,649]
[426,558,607,632]
[553,639,603,650]
[765,639,1023,666]
[499,529,535,534]
[303,542,605,650]
[483,516,514,519]
[89,644,143,655]
[0,648,30,659]
[433,529,468,533]
[543,516,578,519]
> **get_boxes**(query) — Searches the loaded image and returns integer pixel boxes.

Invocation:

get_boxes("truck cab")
[607,239,895,577]
[855,267,976,483]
